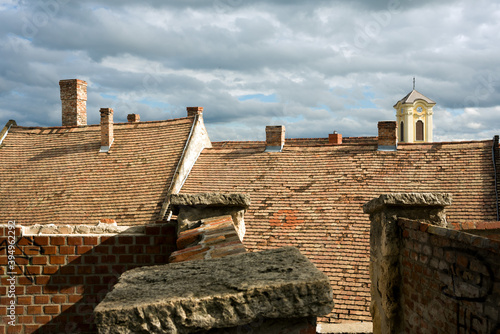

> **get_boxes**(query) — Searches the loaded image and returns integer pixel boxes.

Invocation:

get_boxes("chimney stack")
[329,131,342,145]
[265,125,285,152]
[377,121,397,151]
[187,107,203,117]
[60,79,87,127]
[100,108,114,153]
[127,114,140,123]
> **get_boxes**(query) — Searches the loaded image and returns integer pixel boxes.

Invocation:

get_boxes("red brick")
[35,295,50,304]
[49,256,66,265]
[44,305,60,314]
[7,325,22,333]
[42,265,59,275]
[32,256,48,265]
[59,245,75,255]
[50,236,65,246]
[42,246,57,255]
[51,295,66,303]
[118,236,133,244]
[27,305,42,315]
[83,236,98,245]
[67,236,83,246]
[77,266,93,275]
[18,315,34,323]
[25,286,42,295]
[35,276,50,285]
[77,245,93,254]
[100,235,115,244]
[17,296,32,305]
[68,294,83,303]
[35,315,52,325]
[85,276,101,285]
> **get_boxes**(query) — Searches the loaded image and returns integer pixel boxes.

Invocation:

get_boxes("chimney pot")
[127,114,140,123]
[329,132,342,145]
[377,121,398,151]
[265,125,285,152]
[60,79,87,126]
[100,108,114,152]
[187,107,203,117]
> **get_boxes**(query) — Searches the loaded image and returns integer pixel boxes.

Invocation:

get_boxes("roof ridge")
[9,117,193,132]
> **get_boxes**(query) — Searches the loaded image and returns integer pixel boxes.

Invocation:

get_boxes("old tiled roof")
[180,139,498,323]
[169,215,247,263]
[394,89,436,106]
[0,118,194,225]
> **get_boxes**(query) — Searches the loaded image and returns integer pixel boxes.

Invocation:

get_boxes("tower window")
[416,120,424,141]
[400,121,404,142]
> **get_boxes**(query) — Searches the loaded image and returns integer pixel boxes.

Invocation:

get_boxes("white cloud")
[0,0,499,142]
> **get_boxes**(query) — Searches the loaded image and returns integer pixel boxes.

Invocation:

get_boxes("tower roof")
[394,89,436,107]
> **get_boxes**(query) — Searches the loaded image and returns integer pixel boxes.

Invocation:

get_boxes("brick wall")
[0,223,176,334]
[399,218,500,333]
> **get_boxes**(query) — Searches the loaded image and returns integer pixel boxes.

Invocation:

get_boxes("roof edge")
[0,120,17,145]
[9,117,193,131]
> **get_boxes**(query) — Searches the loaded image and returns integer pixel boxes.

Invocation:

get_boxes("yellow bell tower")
[394,80,436,143]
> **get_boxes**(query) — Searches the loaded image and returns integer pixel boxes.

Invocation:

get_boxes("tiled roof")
[394,89,436,106]
[0,118,194,225]
[180,139,498,323]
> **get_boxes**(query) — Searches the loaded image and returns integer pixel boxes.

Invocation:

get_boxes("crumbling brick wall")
[364,193,500,334]
[399,218,500,333]
[0,223,176,334]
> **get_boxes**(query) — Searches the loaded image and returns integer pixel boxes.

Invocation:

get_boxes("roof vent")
[100,108,114,153]
[265,125,285,152]
[377,121,397,151]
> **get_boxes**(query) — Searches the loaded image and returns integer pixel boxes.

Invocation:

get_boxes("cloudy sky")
[0,0,499,141]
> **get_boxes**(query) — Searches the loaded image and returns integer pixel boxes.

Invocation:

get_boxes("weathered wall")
[399,218,500,333]
[95,247,333,334]
[0,223,176,334]
[365,193,500,334]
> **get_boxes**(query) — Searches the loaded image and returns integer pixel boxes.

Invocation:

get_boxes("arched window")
[416,120,424,141]
[400,121,404,142]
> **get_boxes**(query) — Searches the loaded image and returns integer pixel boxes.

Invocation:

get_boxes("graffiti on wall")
[438,248,499,334]
[0,236,45,283]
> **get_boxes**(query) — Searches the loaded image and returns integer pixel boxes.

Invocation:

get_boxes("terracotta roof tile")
[0,118,194,225]
[169,215,246,263]
[181,139,498,323]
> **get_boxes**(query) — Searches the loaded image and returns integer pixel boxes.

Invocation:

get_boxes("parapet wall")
[0,222,176,333]
[364,193,500,334]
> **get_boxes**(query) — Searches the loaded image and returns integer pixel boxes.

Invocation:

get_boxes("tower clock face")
[417,107,423,113]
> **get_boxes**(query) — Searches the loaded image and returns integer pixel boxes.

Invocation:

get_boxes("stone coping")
[363,193,452,214]
[94,246,334,333]
[170,193,250,208]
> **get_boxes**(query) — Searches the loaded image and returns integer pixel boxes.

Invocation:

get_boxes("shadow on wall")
[2,223,176,334]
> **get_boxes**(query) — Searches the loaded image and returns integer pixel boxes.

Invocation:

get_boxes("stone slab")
[363,193,452,214]
[94,247,333,334]
[170,193,250,208]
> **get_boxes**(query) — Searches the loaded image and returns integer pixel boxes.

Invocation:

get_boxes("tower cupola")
[394,83,436,143]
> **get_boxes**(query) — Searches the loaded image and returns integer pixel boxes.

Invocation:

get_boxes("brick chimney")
[60,79,87,126]
[378,121,397,151]
[265,125,285,152]
[100,108,114,153]
[329,131,342,145]
[127,114,140,123]
[187,107,203,117]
